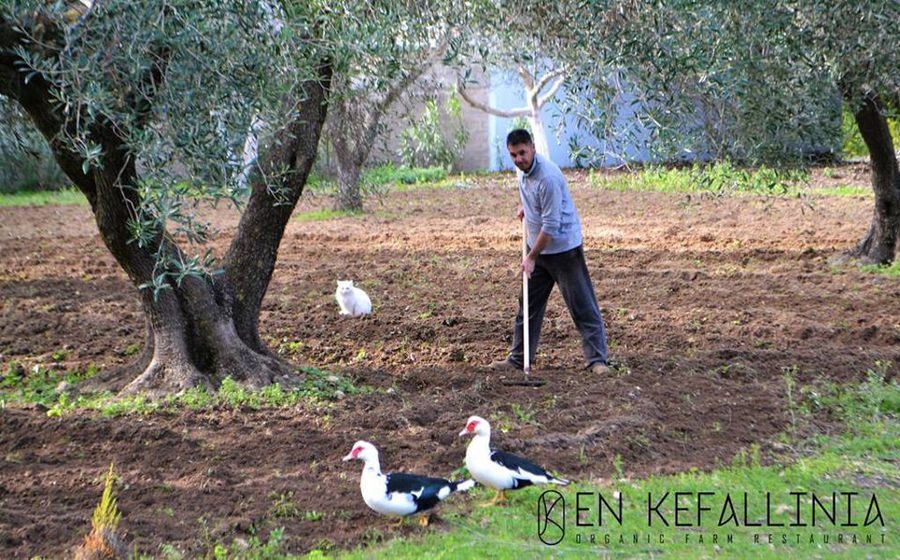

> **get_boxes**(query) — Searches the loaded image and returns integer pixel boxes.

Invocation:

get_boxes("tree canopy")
[0,0,460,394]
[516,0,899,261]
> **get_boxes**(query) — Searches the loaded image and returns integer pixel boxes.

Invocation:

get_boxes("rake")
[502,218,546,387]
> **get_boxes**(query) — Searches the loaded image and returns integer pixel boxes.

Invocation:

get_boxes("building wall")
[367,64,491,172]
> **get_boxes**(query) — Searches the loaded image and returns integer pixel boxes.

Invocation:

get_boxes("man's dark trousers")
[507,245,608,369]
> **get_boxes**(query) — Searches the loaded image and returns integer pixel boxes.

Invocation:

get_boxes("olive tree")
[0,0,447,395]
[325,33,451,212]
[451,5,569,158]
[790,2,900,263]
[529,0,899,262]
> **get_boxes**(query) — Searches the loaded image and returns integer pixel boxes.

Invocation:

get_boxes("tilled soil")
[1,164,898,557]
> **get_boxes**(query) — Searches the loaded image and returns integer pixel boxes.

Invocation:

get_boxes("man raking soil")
[490,129,612,382]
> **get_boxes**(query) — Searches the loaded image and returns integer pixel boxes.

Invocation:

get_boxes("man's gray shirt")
[518,153,583,255]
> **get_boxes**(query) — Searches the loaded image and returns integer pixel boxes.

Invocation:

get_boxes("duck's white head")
[458,415,490,438]
[343,440,378,463]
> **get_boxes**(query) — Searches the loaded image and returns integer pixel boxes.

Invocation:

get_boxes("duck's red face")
[459,417,483,437]
[343,441,371,461]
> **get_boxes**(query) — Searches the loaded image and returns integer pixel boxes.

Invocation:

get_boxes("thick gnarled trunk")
[225,66,332,354]
[848,91,900,264]
[1,19,332,396]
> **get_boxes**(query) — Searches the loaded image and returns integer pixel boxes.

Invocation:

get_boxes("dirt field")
[1,165,898,558]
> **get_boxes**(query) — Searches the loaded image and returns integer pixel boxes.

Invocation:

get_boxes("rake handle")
[522,218,531,374]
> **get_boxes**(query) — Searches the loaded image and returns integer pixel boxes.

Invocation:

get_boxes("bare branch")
[455,75,530,118]
[517,65,535,90]
[534,65,568,95]
[536,73,566,107]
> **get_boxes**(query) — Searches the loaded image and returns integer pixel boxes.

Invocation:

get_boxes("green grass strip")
[0,188,86,206]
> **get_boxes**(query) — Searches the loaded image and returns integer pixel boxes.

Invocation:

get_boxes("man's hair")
[506,128,533,147]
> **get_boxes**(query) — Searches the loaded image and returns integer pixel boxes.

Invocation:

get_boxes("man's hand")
[521,255,536,278]
[517,205,524,221]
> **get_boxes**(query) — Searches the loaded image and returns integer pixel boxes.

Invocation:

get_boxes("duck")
[343,440,475,525]
[459,415,568,505]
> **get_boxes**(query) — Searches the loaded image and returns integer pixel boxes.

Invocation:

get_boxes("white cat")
[335,280,372,316]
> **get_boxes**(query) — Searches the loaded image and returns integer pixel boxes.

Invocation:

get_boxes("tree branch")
[0,14,101,206]
[854,90,898,169]
[534,65,568,94]
[456,75,530,118]
[517,65,535,90]
[224,61,333,351]
[536,74,566,107]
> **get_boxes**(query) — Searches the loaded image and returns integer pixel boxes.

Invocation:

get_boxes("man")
[490,129,610,375]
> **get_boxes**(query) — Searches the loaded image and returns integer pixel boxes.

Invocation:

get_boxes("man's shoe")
[589,362,611,375]
[489,359,522,372]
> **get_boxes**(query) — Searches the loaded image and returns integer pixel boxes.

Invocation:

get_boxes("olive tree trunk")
[326,58,438,212]
[848,91,900,264]
[1,21,332,396]
[331,120,366,212]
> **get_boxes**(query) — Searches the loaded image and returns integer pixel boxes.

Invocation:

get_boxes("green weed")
[861,261,900,277]
[1,364,370,417]
[0,188,85,206]
[268,491,300,519]
[362,163,447,187]
[1,362,99,408]
[589,162,810,196]
[293,209,361,222]
[612,453,625,479]
[303,510,325,522]
[510,403,537,426]
[76,464,126,559]
[212,527,293,560]
[812,185,869,196]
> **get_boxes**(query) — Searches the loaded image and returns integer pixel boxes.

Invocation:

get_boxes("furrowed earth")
[1,164,897,557]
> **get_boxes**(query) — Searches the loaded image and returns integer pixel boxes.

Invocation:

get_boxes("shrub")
[75,464,128,560]
[398,94,469,170]
[0,98,68,193]
[362,163,447,186]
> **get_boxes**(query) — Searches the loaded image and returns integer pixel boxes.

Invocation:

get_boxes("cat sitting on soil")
[335,280,372,316]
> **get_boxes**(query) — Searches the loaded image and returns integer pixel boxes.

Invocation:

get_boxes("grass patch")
[0,363,370,417]
[329,372,898,559]
[362,163,447,187]
[302,164,455,201]
[0,362,100,407]
[590,162,811,196]
[861,262,900,277]
[0,188,86,206]
[810,185,870,197]
[389,175,471,193]
[294,209,361,222]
